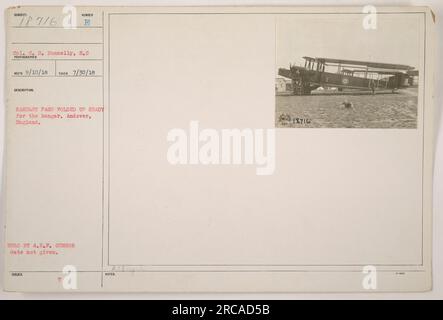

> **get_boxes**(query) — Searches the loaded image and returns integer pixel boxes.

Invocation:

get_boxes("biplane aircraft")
[278,57,418,95]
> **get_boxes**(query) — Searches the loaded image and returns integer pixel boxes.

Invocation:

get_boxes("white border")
[0,0,441,300]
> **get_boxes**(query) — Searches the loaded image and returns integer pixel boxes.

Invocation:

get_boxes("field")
[275,88,418,128]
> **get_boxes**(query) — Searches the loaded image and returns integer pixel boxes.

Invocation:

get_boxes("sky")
[276,13,424,71]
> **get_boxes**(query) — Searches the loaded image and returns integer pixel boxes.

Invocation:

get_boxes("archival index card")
[3,6,436,292]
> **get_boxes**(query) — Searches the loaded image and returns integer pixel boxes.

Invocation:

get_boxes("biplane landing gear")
[292,80,312,95]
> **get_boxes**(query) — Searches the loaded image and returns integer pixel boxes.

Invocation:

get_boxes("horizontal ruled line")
[11,26,103,29]
[12,58,103,61]
[12,42,103,45]
[8,270,427,274]
[11,75,103,78]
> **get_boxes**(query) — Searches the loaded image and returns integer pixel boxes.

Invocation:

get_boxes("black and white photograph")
[0,1,441,303]
[275,14,422,128]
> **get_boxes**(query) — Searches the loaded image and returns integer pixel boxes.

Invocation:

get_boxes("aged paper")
[3,6,435,292]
